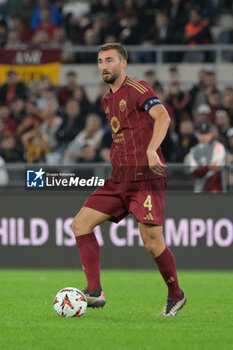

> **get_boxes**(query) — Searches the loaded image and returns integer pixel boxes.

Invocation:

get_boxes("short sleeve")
[126,78,157,109]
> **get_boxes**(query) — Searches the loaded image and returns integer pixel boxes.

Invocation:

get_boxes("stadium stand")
[0,0,232,188]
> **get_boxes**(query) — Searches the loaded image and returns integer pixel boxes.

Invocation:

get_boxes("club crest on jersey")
[105,106,109,114]
[110,116,120,133]
[119,99,126,112]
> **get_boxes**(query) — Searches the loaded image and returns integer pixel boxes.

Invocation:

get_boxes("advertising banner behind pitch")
[0,49,61,83]
[0,190,232,269]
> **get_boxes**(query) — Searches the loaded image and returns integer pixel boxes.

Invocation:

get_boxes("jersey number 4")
[143,195,152,211]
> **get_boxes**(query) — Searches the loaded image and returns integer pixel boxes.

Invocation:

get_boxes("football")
[53,287,87,318]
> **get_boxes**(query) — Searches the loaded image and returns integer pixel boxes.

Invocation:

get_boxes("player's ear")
[121,59,127,69]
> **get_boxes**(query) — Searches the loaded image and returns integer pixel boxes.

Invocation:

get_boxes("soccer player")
[72,43,186,317]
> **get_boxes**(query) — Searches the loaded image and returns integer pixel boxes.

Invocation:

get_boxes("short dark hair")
[7,70,17,77]
[145,70,156,76]
[98,43,128,60]
[67,71,77,77]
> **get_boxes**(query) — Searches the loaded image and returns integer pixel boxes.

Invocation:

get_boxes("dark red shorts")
[84,177,166,225]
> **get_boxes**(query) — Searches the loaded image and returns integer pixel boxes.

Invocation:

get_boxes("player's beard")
[102,70,119,84]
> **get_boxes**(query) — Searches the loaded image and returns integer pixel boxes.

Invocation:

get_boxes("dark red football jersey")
[101,76,165,182]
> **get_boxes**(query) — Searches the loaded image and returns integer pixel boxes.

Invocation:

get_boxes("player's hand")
[147,149,167,176]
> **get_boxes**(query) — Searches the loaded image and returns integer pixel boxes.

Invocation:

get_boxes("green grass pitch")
[0,270,232,350]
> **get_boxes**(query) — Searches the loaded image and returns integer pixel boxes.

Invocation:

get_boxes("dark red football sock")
[75,232,101,294]
[154,247,181,300]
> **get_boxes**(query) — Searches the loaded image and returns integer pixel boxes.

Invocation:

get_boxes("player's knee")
[72,215,91,237]
[144,237,163,254]
[144,241,158,255]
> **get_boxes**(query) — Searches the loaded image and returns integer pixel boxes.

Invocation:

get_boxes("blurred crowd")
[0,67,233,168]
[0,0,233,176]
[0,0,233,62]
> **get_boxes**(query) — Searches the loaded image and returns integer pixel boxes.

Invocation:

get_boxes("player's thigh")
[72,207,111,236]
[139,223,164,242]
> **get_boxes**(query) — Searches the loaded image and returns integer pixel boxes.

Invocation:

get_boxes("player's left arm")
[146,104,171,176]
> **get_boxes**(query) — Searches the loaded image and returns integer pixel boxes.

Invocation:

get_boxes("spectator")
[27,81,41,101]
[31,29,49,46]
[16,100,42,141]
[189,68,207,112]
[36,75,56,110]
[116,0,139,24]
[30,0,62,30]
[63,12,86,44]
[0,19,7,47]
[63,113,103,164]
[57,71,79,108]
[91,14,115,45]
[0,0,7,17]
[193,104,211,128]
[104,34,118,44]
[9,97,26,124]
[83,28,98,47]
[22,131,48,163]
[173,119,198,162]
[56,99,85,149]
[169,66,181,84]
[10,13,31,42]
[40,98,62,151]
[192,71,218,113]
[92,0,117,21]
[0,119,4,142]
[93,81,109,126]
[119,15,142,45]
[143,70,163,91]
[0,71,28,106]
[218,24,233,62]
[184,122,226,193]
[214,109,231,147]
[0,134,24,162]
[0,155,9,186]
[203,71,218,95]
[184,8,212,62]
[211,123,220,142]
[0,105,17,136]
[4,29,24,48]
[6,1,36,24]
[222,87,233,123]
[73,85,93,116]
[139,0,169,30]
[206,89,221,122]
[226,127,233,165]
[167,80,190,131]
[167,0,188,43]
[146,11,173,50]
[50,27,74,63]
[34,7,58,41]
[167,0,189,61]
[18,0,36,28]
